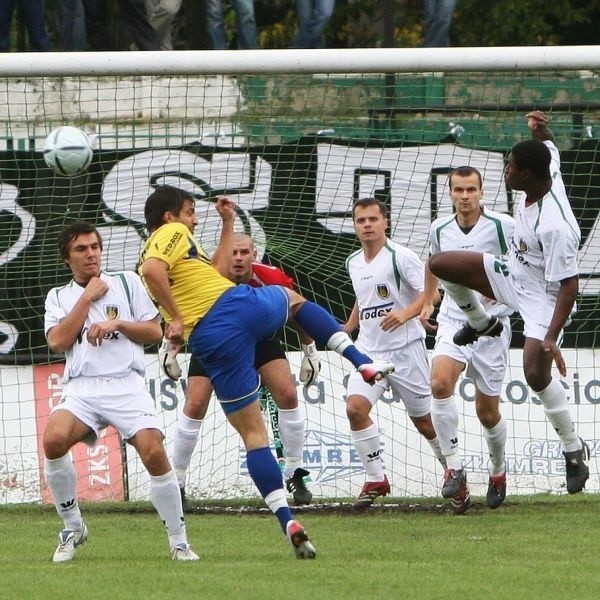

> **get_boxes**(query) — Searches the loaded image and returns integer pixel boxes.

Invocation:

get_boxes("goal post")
[0,47,598,504]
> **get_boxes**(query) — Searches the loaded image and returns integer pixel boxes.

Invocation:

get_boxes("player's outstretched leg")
[293,301,394,383]
[453,316,503,346]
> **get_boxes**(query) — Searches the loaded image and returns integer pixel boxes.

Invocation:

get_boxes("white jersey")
[346,239,425,353]
[509,140,581,298]
[44,271,159,383]
[430,207,515,322]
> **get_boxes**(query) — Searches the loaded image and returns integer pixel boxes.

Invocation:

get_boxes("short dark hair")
[58,220,102,261]
[449,166,483,188]
[144,185,194,233]
[352,197,387,218]
[510,139,551,180]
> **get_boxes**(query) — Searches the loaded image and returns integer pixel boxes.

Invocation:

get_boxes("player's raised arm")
[211,196,237,276]
[526,110,555,143]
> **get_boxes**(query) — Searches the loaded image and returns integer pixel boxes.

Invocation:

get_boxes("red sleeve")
[250,262,295,290]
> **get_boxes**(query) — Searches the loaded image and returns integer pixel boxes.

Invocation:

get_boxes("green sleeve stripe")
[481,213,508,254]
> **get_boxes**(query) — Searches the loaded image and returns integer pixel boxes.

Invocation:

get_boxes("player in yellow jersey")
[139,185,394,559]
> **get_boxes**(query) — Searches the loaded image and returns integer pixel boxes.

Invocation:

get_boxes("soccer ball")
[43,126,93,176]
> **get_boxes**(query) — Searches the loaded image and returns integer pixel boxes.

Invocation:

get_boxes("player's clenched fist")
[526,110,550,130]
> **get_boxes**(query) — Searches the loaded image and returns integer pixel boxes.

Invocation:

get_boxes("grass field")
[1,494,598,600]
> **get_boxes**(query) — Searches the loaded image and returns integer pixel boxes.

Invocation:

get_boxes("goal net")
[1,47,599,505]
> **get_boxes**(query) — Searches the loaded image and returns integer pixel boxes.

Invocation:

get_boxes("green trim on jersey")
[384,241,402,289]
[547,190,580,240]
[481,211,509,254]
[434,215,456,247]
[117,272,134,316]
[345,247,362,272]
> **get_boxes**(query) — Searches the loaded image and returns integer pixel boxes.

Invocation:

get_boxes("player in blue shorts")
[139,185,394,559]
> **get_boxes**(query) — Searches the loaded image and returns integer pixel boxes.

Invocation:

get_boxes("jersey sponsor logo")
[512,238,531,267]
[376,283,390,300]
[162,231,183,256]
[77,326,120,344]
[359,302,393,320]
[105,304,119,319]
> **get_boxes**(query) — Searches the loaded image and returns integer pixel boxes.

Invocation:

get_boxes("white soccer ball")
[43,126,93,176]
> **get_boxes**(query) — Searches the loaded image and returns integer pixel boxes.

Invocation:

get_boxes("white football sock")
[45,455,83,531]
[537,378,579,451]
[278,407,306,478]
[326,331,353,354]
[264,488,289,514]
[431,396,462,470]
[173,413,203,487]
[351,423,385,481]
[483,418,507,475]
[426,436,447,468]
[150,469,187,549]
[442,281,490,330]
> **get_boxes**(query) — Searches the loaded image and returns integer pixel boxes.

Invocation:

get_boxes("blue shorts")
[189,284,289,414]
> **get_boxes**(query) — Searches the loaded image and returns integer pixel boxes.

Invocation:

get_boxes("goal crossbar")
[0,46,599,77]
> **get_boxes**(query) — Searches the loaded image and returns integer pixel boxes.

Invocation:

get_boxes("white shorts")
[483,253,559,342]
[346,340,432,418]
[52,371,163,444]
[432,316,511,396]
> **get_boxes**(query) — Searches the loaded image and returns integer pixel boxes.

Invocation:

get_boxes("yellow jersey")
[139,221,235,340]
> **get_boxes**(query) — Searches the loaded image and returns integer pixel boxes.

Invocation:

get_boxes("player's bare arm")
[211,196,237,276]
[140,257,185,346]
[342,301,359,335]
[86,316,162,347]
[46,276,109,353]
[526,110,555,143]
[541,275,579,376]
[419,261,441,332]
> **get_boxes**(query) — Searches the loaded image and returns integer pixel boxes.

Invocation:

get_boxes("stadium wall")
[1,349,599,504]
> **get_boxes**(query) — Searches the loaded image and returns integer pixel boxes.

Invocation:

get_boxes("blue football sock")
[247,447,293,532]
[294,301,342,346]
[247,446,284,497]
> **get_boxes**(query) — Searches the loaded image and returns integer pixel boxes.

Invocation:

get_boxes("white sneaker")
[171,543,200,561]
[358,360,395,384]
[53,522,88,563]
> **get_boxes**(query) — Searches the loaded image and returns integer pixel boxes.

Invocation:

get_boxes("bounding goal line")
[0,47,598,504]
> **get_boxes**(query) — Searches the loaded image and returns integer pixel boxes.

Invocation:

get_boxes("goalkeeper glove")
[158,337,182,381]
[299,342,321,387]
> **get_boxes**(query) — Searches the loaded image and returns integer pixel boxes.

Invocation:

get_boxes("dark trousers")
[0,0,52,51]
[83,0,160,50]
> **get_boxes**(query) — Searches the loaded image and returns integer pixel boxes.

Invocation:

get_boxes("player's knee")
[523,368,550,393]
[184,390,211,419]
[346,397,369,426]
[139,444,169,475]
[274,387,298,410]
[287,290,306,316]
[427,254,445,277]
[43,432,71,459]
[430,376,453,399]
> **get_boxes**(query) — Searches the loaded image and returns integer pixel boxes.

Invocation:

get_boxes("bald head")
[229,233,257,283]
